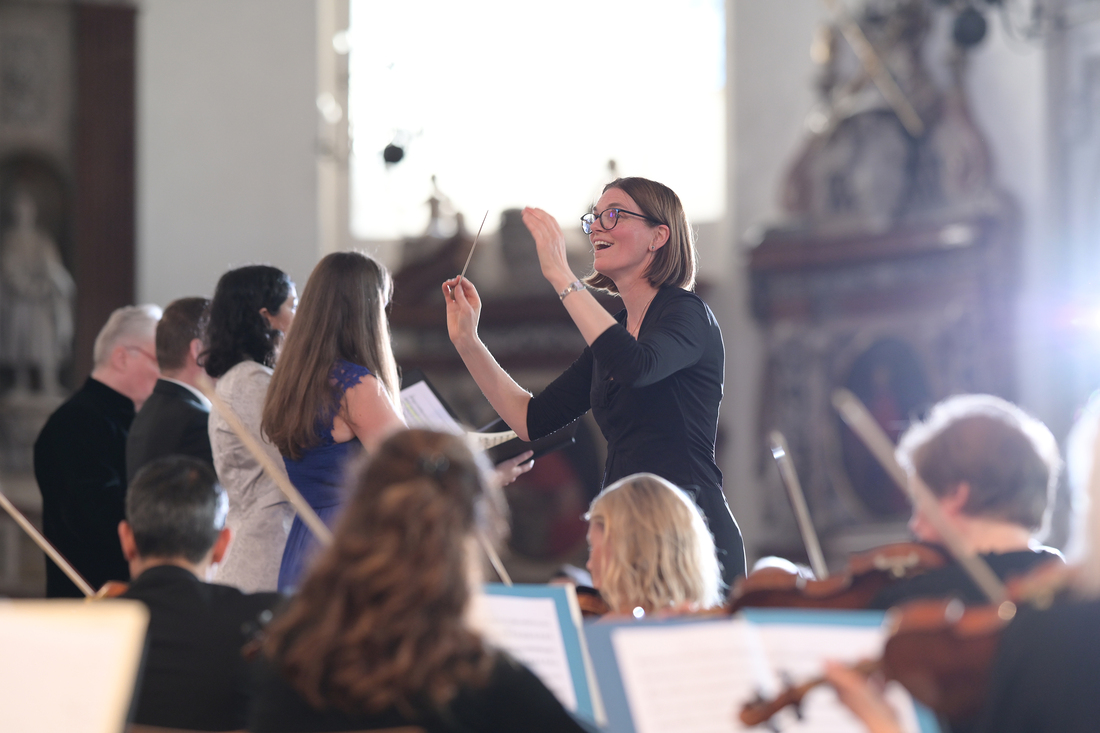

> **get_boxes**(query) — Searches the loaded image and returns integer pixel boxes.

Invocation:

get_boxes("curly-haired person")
[249,429,595,733]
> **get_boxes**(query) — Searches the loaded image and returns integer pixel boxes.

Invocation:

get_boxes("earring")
[649,245,655,251]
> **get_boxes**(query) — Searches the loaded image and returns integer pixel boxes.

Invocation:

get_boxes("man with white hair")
[34,303,162,597]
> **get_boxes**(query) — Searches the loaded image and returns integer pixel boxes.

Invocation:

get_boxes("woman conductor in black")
[443,177,745,585]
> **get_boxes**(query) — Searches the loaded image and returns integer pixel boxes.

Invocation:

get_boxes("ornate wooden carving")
[750,206,1019,557]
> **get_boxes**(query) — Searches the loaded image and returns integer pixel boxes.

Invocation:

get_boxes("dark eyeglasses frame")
[580,207,664,235]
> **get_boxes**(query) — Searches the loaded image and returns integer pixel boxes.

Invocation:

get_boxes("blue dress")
[277,360,370,592]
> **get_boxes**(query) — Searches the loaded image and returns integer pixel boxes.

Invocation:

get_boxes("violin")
[739,553,1076,728]
[739,596,1017,727]
[575,585,611,618]
[727,542,949,614]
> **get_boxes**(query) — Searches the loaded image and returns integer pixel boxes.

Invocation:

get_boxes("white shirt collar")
[161,376,212,409]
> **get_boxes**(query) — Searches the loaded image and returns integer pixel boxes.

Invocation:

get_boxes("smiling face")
[589,188,667,286]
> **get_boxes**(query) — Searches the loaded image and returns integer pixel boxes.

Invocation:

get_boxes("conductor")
[443,177,745,584]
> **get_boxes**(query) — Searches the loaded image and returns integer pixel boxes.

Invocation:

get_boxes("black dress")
[34,377,134,597]
[526,286,745,583]
[121,565,282,731]
[249,653,597,733]
[126,378,214,481]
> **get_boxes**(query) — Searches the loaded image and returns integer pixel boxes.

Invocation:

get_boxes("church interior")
[3,0,1100,731]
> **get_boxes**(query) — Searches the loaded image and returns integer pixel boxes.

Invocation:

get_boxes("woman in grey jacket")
[203,265,298,592]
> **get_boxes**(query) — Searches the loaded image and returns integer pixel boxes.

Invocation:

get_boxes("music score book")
[584,608,941,733]
[399,370,577,464]
[0,599,149,733]
[468,583,604,725]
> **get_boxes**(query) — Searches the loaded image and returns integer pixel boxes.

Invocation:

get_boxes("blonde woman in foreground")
[585,472,723,617]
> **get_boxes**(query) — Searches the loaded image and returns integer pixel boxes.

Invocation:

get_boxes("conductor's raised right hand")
[442,276,482,348]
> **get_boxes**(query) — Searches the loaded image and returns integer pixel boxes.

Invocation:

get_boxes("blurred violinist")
[822,399,1100,733]
[585,473,723,616]
[249,429,592,732]
[867,394,1063,610]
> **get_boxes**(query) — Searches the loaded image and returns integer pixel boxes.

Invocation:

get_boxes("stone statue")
[782,0,995,234]
[1,189,75,395]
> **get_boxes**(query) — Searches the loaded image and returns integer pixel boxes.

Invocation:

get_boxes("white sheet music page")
[468,593,578,711]
[611,617,923,733]
[755,623,922,733]
[0,599,149,733]
[399,381,464,433]
[612,619,753,733]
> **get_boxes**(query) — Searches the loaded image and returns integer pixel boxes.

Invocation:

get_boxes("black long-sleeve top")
[34,377,134,597]
[527,286,724,491]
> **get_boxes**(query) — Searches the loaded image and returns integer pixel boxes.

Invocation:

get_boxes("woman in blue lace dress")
[262,252,406,592]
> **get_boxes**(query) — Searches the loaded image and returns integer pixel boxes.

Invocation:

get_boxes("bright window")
[347,0,725,241]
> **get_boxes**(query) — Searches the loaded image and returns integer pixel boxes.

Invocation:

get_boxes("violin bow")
[196,373,334,548]
[477,530,512,587]
[769,430,829,580]
[831,389,1010,606]
[0,483,96,597]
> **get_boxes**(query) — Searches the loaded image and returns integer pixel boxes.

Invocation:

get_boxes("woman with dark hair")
[204,264,297,592]
[261,251,405,592]
[444,177,745,586]
[250,429,592,733]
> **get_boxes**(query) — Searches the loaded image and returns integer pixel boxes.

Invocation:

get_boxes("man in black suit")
[118,455,281,731]
[127,297,214,481]
[35,304,162,597]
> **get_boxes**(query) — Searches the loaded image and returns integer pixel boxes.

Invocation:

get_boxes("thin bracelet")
[558,280,586,301]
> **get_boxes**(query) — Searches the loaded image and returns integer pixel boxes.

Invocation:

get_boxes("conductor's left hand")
[495,450,534,487]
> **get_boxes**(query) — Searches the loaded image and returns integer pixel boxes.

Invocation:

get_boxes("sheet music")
[613,619,753,733]
[400,381,464,433]
[610,618,922,733]
[0,600,149,733]
[755,623,922,733]
[469,593,578,711]
[476,430,518,449]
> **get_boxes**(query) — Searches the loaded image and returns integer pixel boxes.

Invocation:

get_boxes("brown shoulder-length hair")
[584,177,697,294]
[896,394,1062,531]
[263,251,400,460]
[263,429,507,715]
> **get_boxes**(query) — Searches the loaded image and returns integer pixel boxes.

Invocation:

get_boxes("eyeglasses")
[580,207,664,235]
[125,346,159,365]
